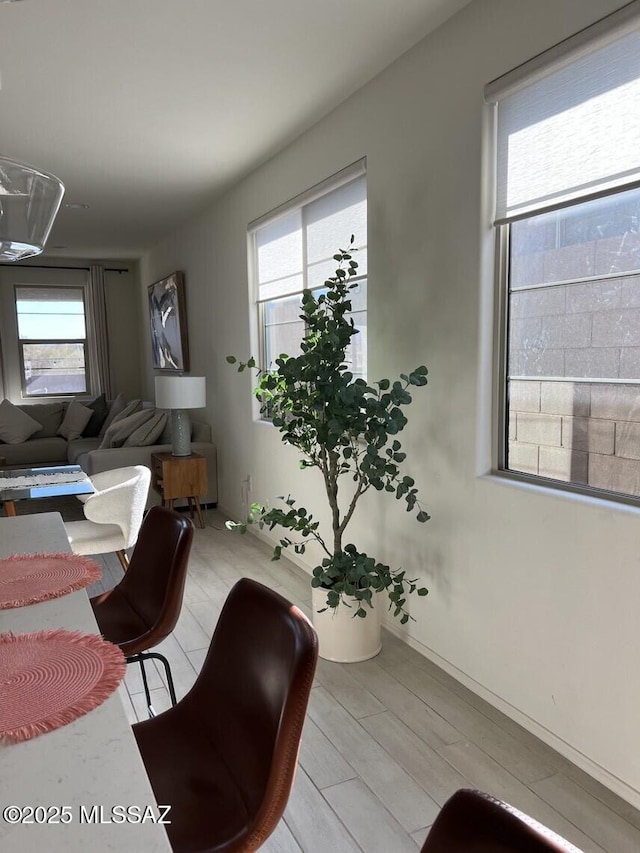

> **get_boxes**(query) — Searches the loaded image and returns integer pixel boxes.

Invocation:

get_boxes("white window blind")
[486,2,640,223]
[255,211,303,302]
[251,162,367,304]
[249,161,367,383]
[16,286,86,340]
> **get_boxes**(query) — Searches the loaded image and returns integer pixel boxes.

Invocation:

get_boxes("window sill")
[480,470,640,516]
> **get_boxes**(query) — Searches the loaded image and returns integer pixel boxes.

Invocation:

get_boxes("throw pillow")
[99,393,127,435]
[0,399,41,444]
[16,403,66,438]
[82,393,110,437]
[124,411,168,447]
[57,399,93,441]
[99,408,155,449]
[110,398,142,426]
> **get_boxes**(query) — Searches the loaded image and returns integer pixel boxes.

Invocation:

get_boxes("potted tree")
[227,238,430,661]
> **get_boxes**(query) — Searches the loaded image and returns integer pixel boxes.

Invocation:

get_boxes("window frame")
[14,283,92,399]
[256,267,368,376]
[495,196,640,507]
[488,3,640,505]
[248,162,367,420]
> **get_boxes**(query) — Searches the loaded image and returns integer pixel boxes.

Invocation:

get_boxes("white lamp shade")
[0,157,65,262]
[155,375,206,410]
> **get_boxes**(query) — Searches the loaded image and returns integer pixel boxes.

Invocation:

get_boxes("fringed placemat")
[0,629,126,743]
[0,553,102,609]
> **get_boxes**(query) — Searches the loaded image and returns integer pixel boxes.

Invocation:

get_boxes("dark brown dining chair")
[90,504,194,717]
[420,789,584,852]
[133,577,319,853]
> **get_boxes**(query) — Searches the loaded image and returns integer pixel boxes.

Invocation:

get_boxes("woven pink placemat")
[0,553,102,609]
[0,629,126,743]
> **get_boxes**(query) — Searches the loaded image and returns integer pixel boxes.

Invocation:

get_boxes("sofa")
[0,395,218,508]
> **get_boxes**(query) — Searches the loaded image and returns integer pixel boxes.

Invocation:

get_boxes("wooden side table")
[150,452,208,529]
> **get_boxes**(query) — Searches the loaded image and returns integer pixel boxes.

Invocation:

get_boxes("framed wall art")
[148,271,190,372]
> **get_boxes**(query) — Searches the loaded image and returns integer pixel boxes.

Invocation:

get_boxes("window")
[487,6,640,501]
[15,285,89,396]
[249,162,367,387]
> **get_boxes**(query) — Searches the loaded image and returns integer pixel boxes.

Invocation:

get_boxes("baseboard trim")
[383,621,640,811]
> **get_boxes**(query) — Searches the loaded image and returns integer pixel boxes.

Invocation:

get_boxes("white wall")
[140,0,640,805]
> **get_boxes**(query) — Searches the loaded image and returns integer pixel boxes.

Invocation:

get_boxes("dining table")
[0,512,171,852]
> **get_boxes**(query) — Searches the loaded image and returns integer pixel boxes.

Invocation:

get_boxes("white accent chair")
[65,465,151,571]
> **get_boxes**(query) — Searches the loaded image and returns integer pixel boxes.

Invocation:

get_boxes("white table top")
[0,513,171,852]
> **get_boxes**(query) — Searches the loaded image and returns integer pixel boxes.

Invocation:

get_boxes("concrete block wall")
[511,226,640,290]
[509,275,640,380]
[508,241,640,495]
[508,380,640,496]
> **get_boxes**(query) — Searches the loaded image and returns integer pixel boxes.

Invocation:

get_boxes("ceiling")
[0,0,471,260]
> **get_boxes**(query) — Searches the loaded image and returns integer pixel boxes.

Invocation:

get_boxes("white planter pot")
[311,586,382,663]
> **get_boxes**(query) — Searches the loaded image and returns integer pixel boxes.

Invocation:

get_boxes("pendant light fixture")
[0,156,65,262]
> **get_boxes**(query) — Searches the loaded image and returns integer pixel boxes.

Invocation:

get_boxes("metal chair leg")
[127,651,177,717]
[136,655,154,718]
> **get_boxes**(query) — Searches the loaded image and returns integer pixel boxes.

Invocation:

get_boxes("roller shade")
[15,285,86,340]
[251,161,367,303]
[487,3,640,223]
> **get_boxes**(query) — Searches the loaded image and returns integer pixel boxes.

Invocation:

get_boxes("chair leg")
[116,550,129,571]
[126,651,177,718]
[148,651,178,707]
[135,655,155,719]
[194,497,205,529]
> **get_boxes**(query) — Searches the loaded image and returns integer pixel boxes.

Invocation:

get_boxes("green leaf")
[226,355,236,363]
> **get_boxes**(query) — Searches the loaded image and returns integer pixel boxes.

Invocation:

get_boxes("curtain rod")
[0,264,129,273]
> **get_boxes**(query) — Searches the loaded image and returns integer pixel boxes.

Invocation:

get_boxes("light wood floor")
[86,507,640,853]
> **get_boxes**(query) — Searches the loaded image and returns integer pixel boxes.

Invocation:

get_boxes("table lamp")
[155,375,206,457]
